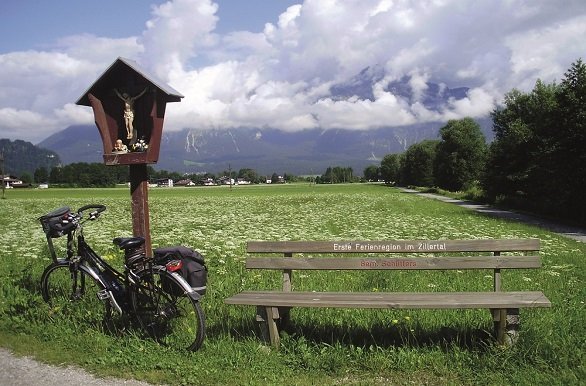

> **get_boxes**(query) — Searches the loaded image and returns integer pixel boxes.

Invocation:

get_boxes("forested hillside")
[0,139,60,177]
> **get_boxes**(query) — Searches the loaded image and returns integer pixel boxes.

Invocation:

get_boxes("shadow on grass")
[217,316,495,351]
[287,321,494,351]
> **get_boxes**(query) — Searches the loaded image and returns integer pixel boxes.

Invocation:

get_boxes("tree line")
[370,59,585,225]
[27,164,307,187]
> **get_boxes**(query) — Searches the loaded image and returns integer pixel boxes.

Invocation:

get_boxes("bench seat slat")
[246,256,541,270]
[225,291,552,309]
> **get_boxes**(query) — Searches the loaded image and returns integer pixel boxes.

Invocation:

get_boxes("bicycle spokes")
[41,262,111,328]
[131,269,205,351]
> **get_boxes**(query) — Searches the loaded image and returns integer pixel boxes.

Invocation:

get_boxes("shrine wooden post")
[76,57,183,255]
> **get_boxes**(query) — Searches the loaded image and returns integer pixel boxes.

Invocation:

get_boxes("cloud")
[505,14,586,90]
[0,45,137,142]
[0,107,56,140]
[443,87,498,120]
[139,0,219,78]
[56,34,143,64]
[1,0,585,143]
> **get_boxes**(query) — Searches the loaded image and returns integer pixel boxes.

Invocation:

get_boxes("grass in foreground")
[0,183,584,385]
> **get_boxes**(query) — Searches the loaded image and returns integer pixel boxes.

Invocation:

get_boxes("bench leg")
[504,308,520,346]
[256,306,281,347]
[278,307,291,329]
[492,308,520,346]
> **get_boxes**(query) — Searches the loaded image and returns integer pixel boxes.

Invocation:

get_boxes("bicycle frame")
[77,234,127,314]
[73,225,201,316]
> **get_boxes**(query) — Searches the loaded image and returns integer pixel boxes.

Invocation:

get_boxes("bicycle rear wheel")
[131,267,205,351]
[41,261,111,327]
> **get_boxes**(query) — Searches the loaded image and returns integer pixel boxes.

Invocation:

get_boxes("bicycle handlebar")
[77,204,107,221]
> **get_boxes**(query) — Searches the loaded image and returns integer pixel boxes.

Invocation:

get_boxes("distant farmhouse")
[155,178,174,187]
[175,179,196,187]
[1,175,26,188]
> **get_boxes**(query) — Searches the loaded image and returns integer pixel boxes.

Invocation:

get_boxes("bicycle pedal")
[97,289,110,300]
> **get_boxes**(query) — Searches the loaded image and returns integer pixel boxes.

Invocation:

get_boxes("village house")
[175,179,195,187]
[1,175,24,188]
[200,177,216,186]
[155,178,174,187]
[218,176,235,185]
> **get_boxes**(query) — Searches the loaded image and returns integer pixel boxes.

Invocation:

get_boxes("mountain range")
[37,71,493,176]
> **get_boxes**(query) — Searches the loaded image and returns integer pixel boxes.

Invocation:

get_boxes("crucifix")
[115,88,147,140]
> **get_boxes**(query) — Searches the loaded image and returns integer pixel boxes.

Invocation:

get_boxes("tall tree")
[485,89,532,200]
[34,167,49,183]
[379,154,401,184]
[363,165,380,181]
[238,168,259,183]
[484,80,559,205]
[434,118,487,191]
[401,140,439,187]
[554,59,586,222]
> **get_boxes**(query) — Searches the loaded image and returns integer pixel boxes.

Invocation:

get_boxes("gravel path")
[1,191,583,385]
[400,188,586,243]
[0,348,154,386]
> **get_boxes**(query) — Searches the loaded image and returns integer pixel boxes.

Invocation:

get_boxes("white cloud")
[0,108,57,141]
[505,14,586,90]
[408,69,430,102]
[54,103,94,125]
[56,34,143,63]
[443,87,498,120]
[139,0,219,78]
[1,0,586,144]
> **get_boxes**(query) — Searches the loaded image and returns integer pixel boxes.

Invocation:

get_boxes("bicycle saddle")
[113,236,145,250]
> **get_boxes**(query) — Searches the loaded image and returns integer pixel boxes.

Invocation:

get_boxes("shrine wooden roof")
[76,57,183,106]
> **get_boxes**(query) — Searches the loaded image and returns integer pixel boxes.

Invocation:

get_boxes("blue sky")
[0,1,297,53]
[1,0,585,143]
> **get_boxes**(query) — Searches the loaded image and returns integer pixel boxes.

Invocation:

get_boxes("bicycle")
[38,204,206,351]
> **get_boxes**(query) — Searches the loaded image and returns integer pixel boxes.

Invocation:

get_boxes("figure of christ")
[115,88,147,139]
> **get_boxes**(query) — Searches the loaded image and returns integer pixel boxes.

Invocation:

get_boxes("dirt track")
[401,188,586,243]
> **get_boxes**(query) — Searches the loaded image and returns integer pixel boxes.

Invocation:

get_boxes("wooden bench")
[225,239,551,347]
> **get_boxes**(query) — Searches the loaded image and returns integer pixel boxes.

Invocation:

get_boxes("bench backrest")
[246,239,541,291]
[247,239,540,269]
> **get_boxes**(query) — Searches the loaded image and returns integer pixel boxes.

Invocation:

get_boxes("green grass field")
[0,184,584,385]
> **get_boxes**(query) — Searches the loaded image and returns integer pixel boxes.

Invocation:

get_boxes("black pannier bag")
[153,246,207,296]
[39,206,75,238]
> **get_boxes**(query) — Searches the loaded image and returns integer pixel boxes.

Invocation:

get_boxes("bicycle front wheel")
[131,267,205,351]
[41,261,110,327]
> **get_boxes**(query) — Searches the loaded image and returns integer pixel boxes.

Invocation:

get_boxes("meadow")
[0,184,584,385]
